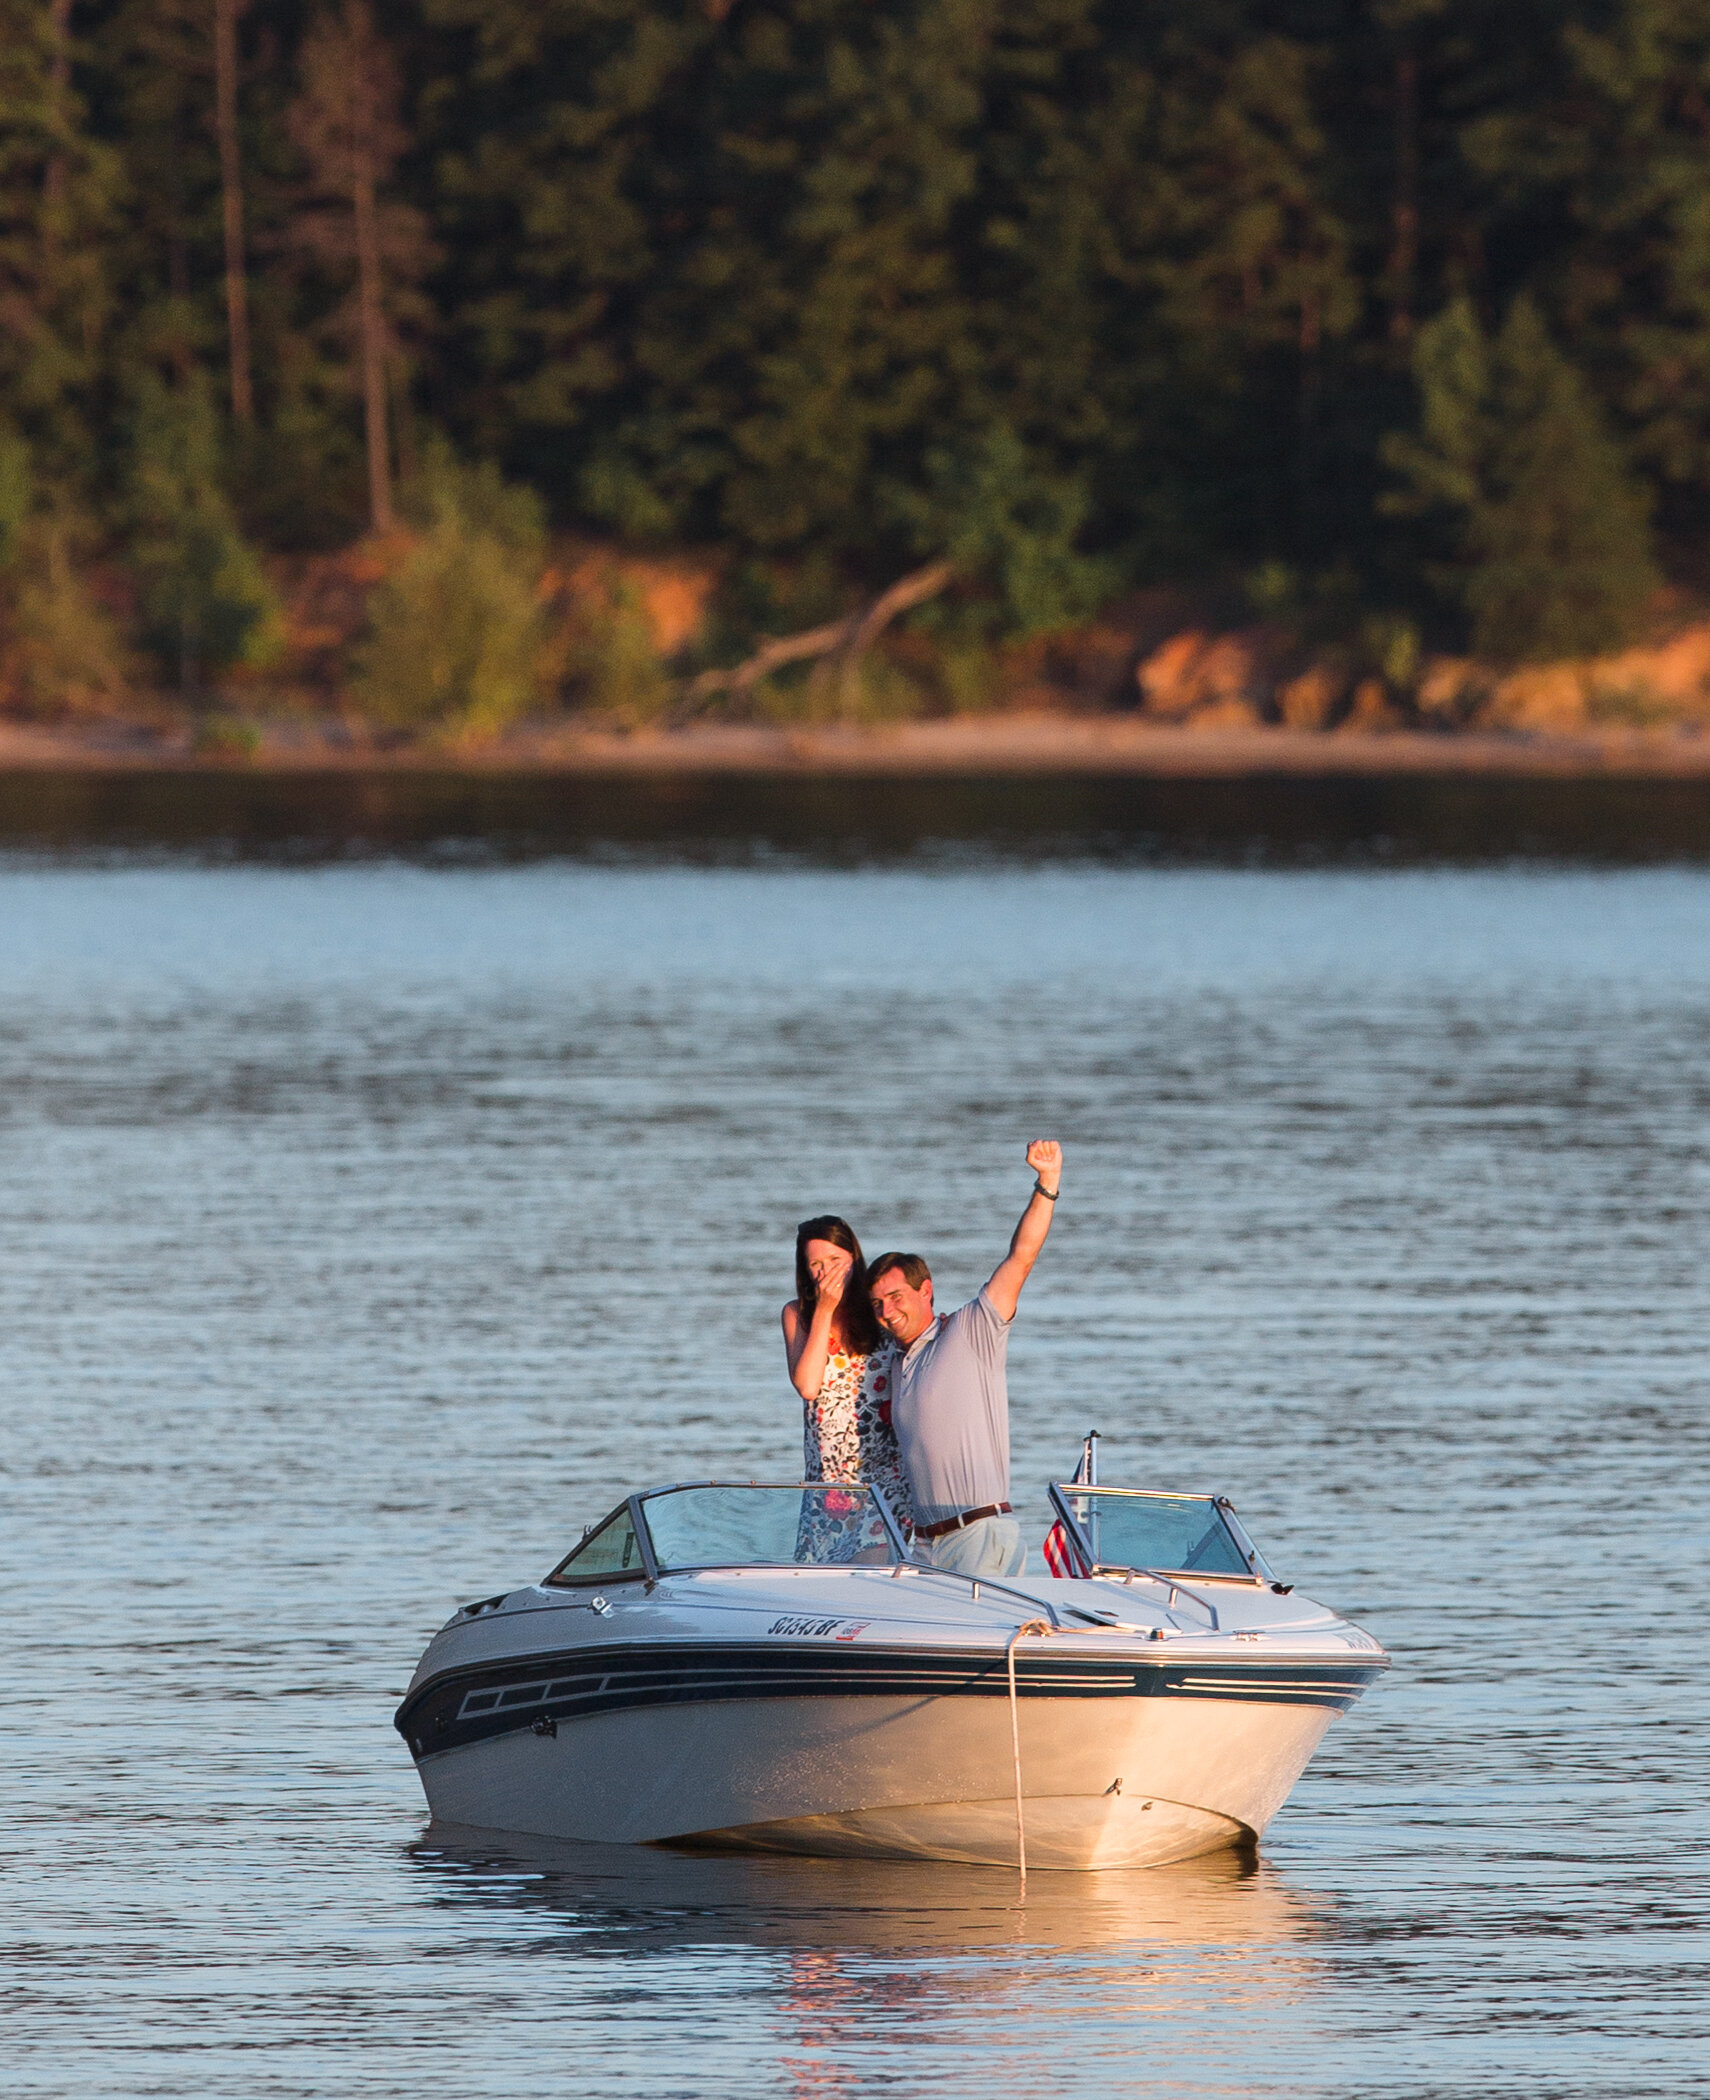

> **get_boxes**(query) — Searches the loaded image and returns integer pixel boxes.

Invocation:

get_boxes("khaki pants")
[914,1515,1025,1579]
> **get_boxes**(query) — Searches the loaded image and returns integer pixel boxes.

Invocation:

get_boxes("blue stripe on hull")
[395,1641,1384,1760]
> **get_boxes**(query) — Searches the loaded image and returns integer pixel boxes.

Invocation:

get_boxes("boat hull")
[413,1682,1336,1870]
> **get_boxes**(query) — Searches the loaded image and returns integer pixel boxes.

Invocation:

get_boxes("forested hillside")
[8,0,1710,736]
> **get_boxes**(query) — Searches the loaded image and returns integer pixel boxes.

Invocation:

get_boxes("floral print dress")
[801,1340,914,1539]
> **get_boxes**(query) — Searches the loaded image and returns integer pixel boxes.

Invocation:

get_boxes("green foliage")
[0,0,121,473]
[1,499,129,717]
[353,451,548,738]
[931,636,1004,715]
[126,375,284,692]
[1387,296,1658,661]
[231,402,369,553]
[0,428,31,569]
[1363,612,1423,698]
[825,656,926,725]
[574,582,671,728]
[740,650,925,727]
[414,0,1369,583]
[400,442,546,555]
[16,0,1710,690]
[191,714,264,758]
[1384,298,1490,525]
[907,429,1117,638]
[1584,674,1676,725]
[0,428,129,714]
[1466,303,1658,660]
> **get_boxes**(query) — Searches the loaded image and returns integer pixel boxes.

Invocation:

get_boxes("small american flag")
[1041,1521,1088,1579]
[1043,1430,1099,1577]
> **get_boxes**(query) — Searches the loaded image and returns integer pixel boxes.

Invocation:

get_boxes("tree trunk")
[214,0,253,423]
[352,136,392,532]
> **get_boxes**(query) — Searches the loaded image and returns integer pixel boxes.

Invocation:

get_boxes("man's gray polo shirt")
[891,1286,1013,1527]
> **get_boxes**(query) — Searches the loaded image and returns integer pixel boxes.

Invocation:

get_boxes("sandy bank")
[6,712,1710,778]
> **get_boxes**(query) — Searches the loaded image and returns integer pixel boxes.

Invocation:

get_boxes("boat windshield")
[1051,1487,1260,1580]
[640,1484,903,1571]
[543,1501,646,1586]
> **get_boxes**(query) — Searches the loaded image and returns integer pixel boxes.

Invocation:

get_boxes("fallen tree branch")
[683,616,856,705]
[678,561,955,720]
[833,560,956,682]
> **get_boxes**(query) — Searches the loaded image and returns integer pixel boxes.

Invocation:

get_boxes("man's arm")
[984,1140,1062,1322]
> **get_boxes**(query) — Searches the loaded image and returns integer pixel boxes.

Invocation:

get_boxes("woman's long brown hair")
[794,1214,882,1355]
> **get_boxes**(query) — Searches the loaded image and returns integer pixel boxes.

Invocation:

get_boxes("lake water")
[4,806,1707,2096]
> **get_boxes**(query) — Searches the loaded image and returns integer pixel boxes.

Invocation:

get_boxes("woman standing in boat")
[782,1215,914,1536]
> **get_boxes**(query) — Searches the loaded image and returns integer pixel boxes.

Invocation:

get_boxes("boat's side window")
[544,1505,643,1586]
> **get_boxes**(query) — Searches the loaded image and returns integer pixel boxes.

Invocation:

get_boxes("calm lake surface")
[4,806,1707,2095]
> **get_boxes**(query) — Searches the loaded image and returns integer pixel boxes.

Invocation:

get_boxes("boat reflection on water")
[410,1817,1332,1957]
[410,1821,1335,2093]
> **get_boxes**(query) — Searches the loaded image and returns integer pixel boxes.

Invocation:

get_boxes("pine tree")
[126,371,282,693]
[106,0,224,385]
[288,1,432,534]
[1469,298,1658,659]
[0,0,118,475]
[213,0,252,422]
[1463,0,1710,494]
[1386,294,1657,660]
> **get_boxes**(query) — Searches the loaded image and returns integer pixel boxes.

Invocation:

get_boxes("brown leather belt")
[914,1501,1012,1540]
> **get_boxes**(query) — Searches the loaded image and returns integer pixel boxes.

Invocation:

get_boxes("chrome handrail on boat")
[901,1564,1069,1629]
[1092,1566,1219,1632]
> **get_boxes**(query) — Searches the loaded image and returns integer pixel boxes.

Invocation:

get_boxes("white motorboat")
[394,1466,1388,1871]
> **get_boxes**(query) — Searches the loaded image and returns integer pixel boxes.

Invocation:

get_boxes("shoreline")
[6,713,1710,779]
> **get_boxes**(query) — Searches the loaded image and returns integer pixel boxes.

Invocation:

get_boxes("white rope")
[1005,1619,1053,1904]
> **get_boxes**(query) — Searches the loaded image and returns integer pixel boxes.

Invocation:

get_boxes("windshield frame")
[1047,1483,1273,1586]
[636,1479,911,1572]
[541,1494,660,1587]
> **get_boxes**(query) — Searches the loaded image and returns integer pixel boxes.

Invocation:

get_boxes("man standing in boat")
[866,1139,1062,1579]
